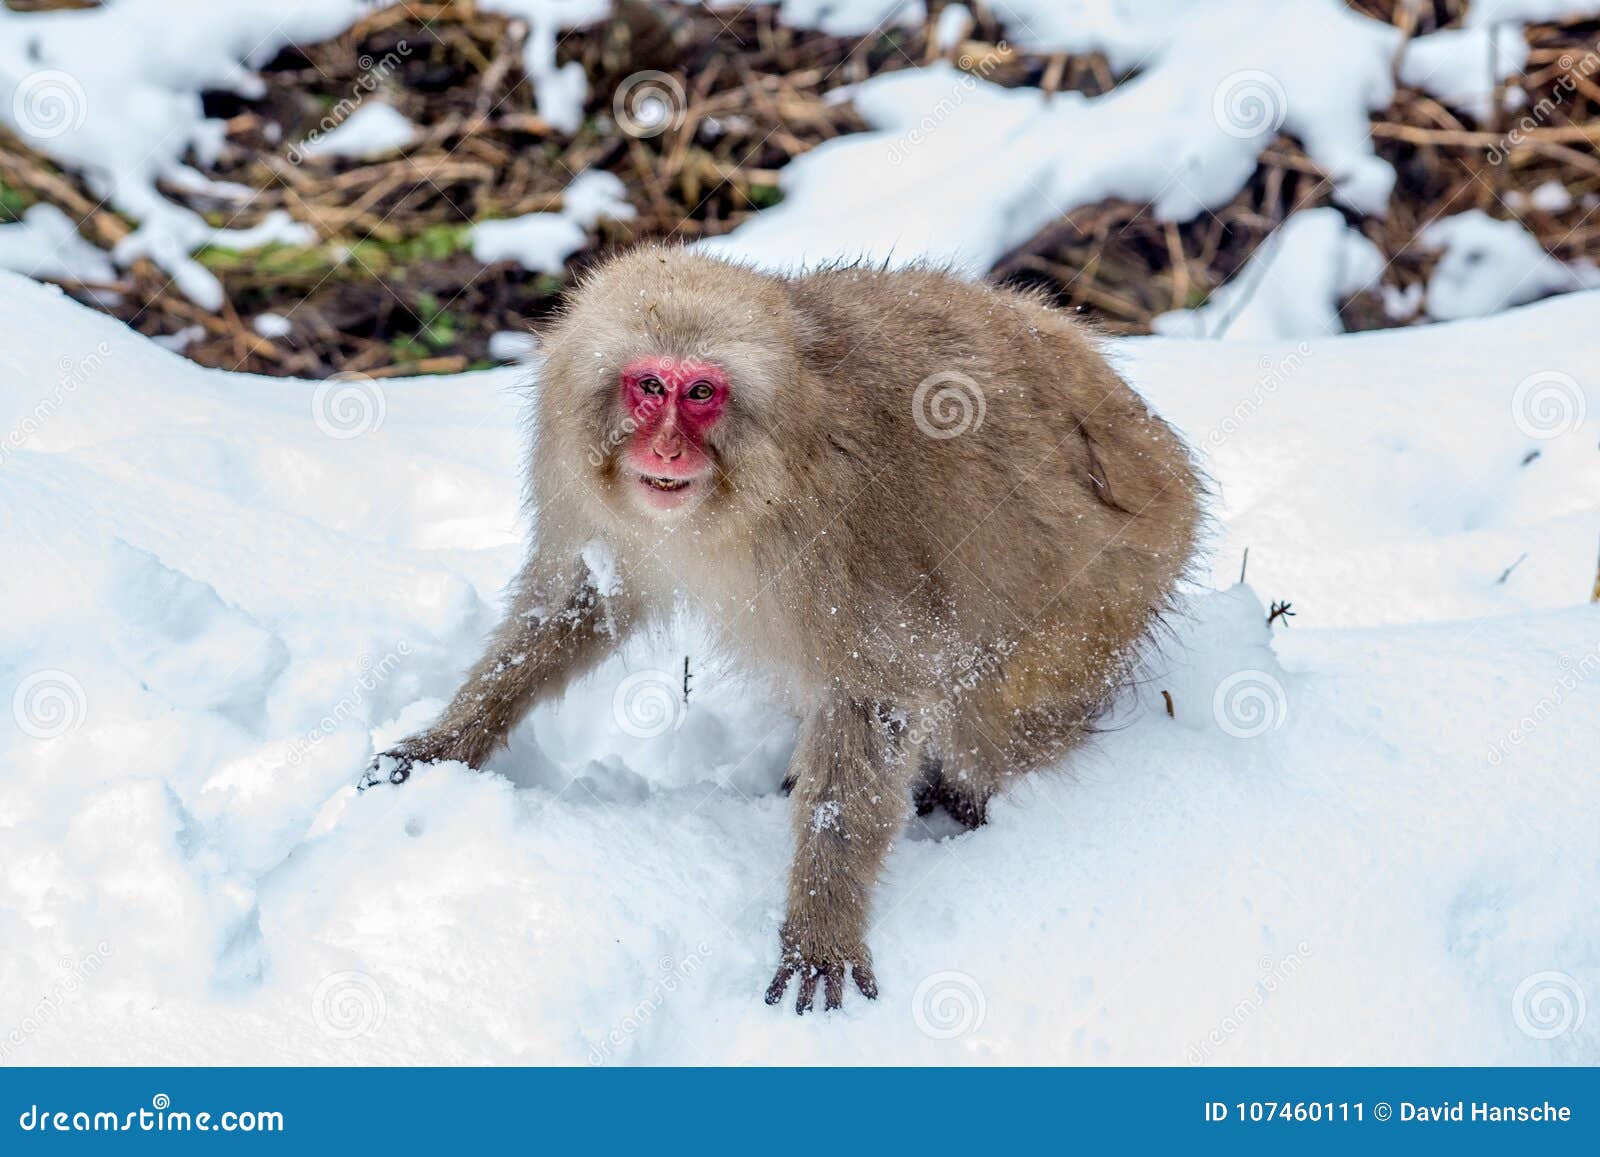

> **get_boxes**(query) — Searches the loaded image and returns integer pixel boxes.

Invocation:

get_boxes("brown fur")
[363,245,1203,1013]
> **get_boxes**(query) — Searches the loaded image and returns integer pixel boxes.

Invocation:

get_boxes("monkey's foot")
[764,938,877,1014]
[913,773,989,830]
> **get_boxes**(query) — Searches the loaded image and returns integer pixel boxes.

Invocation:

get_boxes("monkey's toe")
[765,950,877,1014]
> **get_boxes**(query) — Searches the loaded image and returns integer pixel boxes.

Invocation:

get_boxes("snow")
[1399,25,1527,120]
[1152,208,1383,340]
[1466,0,1600,26]
[0,203,117,286]
[294,102,418,161]
[933,4,973,52]
[488,330,540,362]
[1420,209,1599,321]
[1529,180,1576,213]
[253,312,294,339]
[2,270,1596,1065]
[469,170,634,273]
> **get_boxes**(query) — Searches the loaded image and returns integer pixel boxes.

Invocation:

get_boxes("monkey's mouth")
[632,471,705,513]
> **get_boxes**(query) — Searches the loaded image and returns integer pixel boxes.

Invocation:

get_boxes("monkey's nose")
[652,433,684,460]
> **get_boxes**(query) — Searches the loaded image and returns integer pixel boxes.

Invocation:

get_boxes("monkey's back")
[780,265,1202,703]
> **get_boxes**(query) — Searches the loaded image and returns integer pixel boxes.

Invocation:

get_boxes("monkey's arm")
[765,696,909,1013]
[360,561,631,787]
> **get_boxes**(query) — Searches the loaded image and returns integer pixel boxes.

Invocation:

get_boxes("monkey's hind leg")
[929,686,1097,829]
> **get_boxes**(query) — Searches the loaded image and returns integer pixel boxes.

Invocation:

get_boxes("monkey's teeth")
[642,475,690,491]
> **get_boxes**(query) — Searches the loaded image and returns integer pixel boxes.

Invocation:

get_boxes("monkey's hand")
[355,732,462,791]
[763,924,878,1014]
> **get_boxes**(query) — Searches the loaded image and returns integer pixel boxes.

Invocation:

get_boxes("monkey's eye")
[636,376,665,396]
[685,381,715,401]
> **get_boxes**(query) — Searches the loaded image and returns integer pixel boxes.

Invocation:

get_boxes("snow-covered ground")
[1,0,1598,1066]
[2,272,1595,1065]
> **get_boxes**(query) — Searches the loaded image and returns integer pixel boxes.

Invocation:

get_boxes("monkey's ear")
[1075,409,1186,516]
[1077,425,1126,512]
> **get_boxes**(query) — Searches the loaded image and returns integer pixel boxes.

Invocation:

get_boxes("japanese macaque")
[361,245,1203,1013]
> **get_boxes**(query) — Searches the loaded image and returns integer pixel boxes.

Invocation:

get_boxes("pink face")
[620,356,730,514]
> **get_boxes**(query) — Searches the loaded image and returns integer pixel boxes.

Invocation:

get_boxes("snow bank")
[2,272,1596,1065]
[1152,208,1383,340]
[1420,209,1600,321]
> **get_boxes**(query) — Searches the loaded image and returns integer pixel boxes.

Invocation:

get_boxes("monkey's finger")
[764,965,795,1006]
[823,964,845,1011]
[852,961,879,1000]
[795,967,820,1014]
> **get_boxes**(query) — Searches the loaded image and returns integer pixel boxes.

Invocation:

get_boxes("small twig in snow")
[1496,552,1529,585]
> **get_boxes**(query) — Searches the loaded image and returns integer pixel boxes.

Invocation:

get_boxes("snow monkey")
[361,245,1202,1013]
